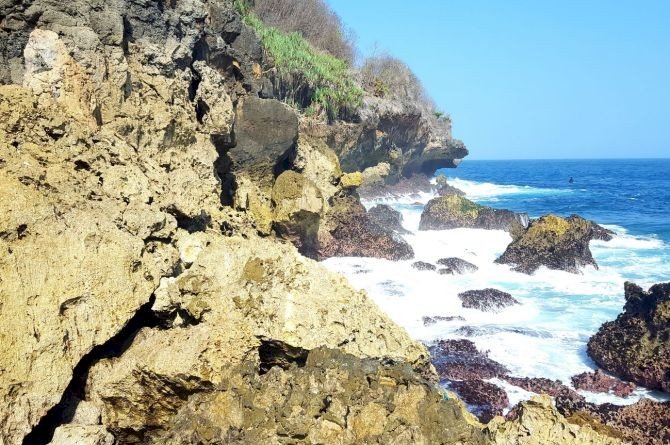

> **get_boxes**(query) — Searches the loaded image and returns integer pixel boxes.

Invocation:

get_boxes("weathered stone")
[587,281,670,393]
[486,395,625,445]
[496,214,599,274]
[571,370,636,397]
[412,261,437,271]
[437,257,478,274]
[502,376,583,402]
[422,315,465,326]
[449,379,509,423]
[368,204,409,234]
[48,425,115,445]
[429,339,508,381]
[419,194,527,232]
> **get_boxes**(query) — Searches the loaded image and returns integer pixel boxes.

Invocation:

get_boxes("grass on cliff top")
[237,3,363,119]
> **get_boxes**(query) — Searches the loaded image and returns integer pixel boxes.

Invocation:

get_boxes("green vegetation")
[434,111,444,118]
[235,1,362,119]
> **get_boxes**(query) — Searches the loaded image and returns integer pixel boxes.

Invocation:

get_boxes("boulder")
[458,289,520,312]
[428,339,508,381]
[587,281,670,393]
[571,370,636,397]
[419,195,527,232]
[496,214,599,274]
[368,204,409,233]
[437,257,478,274]
[486,395,625,445]
[422,315,465,326]
[556,396,670,445]
[592,222,616,241]
[318,195,414,261]
[412,261,437,271]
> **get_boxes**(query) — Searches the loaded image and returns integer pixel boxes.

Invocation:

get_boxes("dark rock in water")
[592,222,616,241]
[495,214,599,274]
[556,396,670,445]
[429,339,508,381]
[318,195,414,261]
[437,183,466,197]
[587,281,670,393]
[437,257,478,274]
[457,288,520,312]
[438,268,454,275]
[571,370,636,397]
[502,376,584,401]
[412,261,436,271]
[419,195,528,232]
[455,325,552,338]
[368,204,409,234]
[359,174,435,198]
[448,380,509,423]
[422,315,466,326]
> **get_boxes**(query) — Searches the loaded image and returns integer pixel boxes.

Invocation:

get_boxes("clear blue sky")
[328,0,670,160]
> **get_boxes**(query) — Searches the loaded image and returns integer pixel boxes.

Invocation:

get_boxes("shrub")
[243,13,363,119]
[361,55,435,112]
[242,0,356,64]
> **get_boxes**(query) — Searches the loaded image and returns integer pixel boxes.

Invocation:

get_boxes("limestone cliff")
[0,1,622,444]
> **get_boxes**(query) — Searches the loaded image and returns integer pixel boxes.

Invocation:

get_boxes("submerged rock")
[422,315,466,326]
[556,396,670,445]
[437,257,479,274]
[458,288,520,312]
[487,395,625,445]
[412,261,437,271]
[587,281,670,393]
[502,376,583,401]
[419,194,527,232]
[429,339,508,381]
[571,370,636,397]
[496,214,599,274]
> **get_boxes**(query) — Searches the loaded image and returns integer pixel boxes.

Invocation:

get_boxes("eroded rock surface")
[587,281,670,393]
[458,289,520,313]
[437,257,479,274]
[429,339,508,381]
[496,214,599,274]
[419,195,527,232]
[571,370,636,398]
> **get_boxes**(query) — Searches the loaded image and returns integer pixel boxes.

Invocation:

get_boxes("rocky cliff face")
[0,1,624,444]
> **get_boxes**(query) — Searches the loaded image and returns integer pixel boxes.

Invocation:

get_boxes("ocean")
[323,158,670,407]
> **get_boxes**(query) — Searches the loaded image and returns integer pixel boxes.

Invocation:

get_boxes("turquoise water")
[324,159,670,406]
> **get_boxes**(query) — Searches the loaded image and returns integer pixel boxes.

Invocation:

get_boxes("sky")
[328,0,670,160]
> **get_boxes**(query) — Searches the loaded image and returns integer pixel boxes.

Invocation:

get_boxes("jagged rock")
[436,175,466,197]
[340,171,363,189]
[318,195,414,260]
[502,376,584,401]
[571,370,636,397]
[437,257,478,274]
[556,396,670,445]
[368,204,409,233]
[592,222,616,241]
[230,96,299,190]
[496,214,599,274]
[84,234,431,441]
[48,425,115,445]
[359,162,392,191]
[271,170,324,255]
[419,195,527,232]
[587,281,670,393]
[438,268,454,275]
[486,395,625,445]
[449,380,509,423]
[359,173,434,198]
[154,347,486,445]
[422,315,466,326]
[458,289,520,312]
[429,339,508,381]
[412,261,437,271]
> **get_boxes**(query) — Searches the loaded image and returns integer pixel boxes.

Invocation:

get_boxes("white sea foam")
[445,177,569,200]
[323,181,670,407]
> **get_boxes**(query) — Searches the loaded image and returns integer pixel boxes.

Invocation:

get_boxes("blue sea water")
[324,158,670,407]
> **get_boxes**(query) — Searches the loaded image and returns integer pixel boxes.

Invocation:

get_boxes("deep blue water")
[439,159,670,242]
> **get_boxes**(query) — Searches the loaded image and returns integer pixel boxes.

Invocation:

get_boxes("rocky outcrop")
[412,261,437,271]
[303,96,468,183]
[571,370,636,397]
[153,347,487,445]
[587,281,670,393]
[502,376,583,402]
[486,396,625,445]
[419,195,528,232]
[458,289,520,312]
[496,214,599,274]
[556,396,670,445]
[422,315,465,326]
[317,194,414,260]
[437,257,479,274]
[449,380,509,423]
